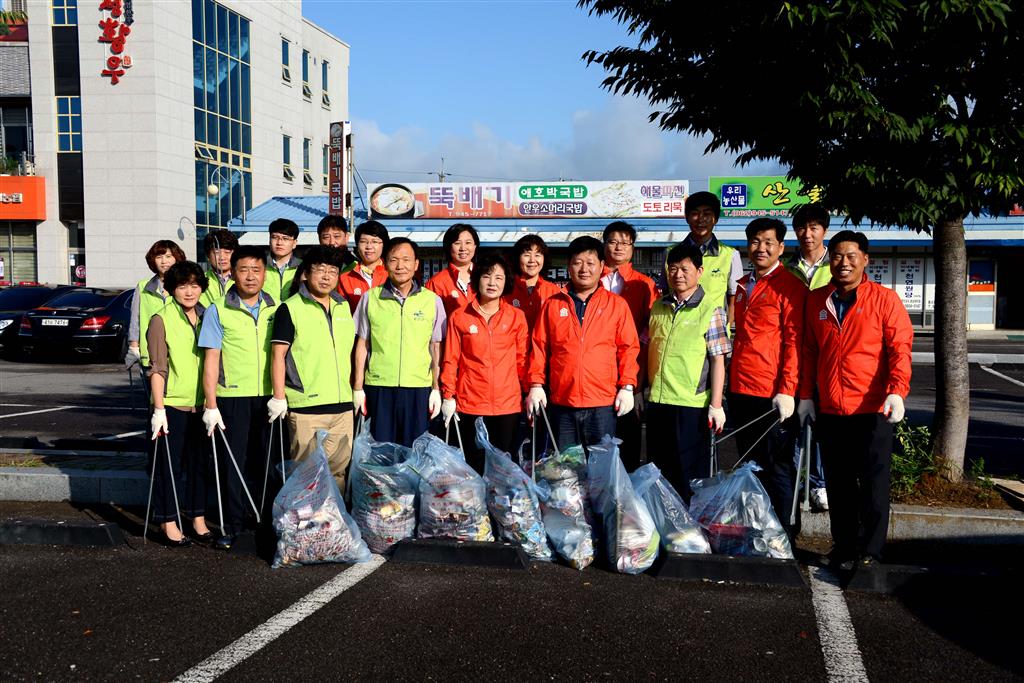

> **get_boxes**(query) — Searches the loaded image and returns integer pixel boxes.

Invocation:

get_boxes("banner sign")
[896,258,924,311]
[98,0,134,85]
[708,175,822,217]
[328,121,350,216]
[866,257,892,288]
[367,180,689,220]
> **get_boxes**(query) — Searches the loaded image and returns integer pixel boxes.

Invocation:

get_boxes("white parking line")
[172,555,386,683]
[809,566,869,682]
[99,430,146,440]
[980,365,1024,389]
[0,403,131,412]
[0,406,73,419]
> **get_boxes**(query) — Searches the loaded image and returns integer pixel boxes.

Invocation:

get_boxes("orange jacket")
[440,301,528,416]
[338,263,388,312]
[730,265,806,398]
[799,276,913,416]
[503,276,562,332]
[600,263,659,336]
[426,264,476,317]
[528,287,640,409]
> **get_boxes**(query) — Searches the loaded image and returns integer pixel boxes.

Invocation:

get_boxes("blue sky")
[303,0,783,189]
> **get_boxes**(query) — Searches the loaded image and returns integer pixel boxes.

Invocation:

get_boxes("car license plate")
[41,319,69,327]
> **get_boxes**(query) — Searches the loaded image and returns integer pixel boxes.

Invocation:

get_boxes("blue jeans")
[548,404,616,454]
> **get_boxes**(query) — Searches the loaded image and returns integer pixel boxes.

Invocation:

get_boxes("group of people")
[128,191,912,570]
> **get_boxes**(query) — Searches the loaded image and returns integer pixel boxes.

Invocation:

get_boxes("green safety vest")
[647,287,720,408]
[153,300,204,408]
[281,287,354,409]
[214,288,277,398]
[263,254,300,303]
[137,276,167,367]
[698,244,737,311]
[364,283,438,388]
[200,270,234,309]
[786,254,832,290]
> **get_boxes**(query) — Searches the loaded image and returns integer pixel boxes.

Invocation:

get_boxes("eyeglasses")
[270,234,296,242]
[606,240,633,248]
[310,265,340,276]
[357,238,383,247]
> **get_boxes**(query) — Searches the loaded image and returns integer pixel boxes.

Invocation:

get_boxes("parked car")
[19,287,134,362]
[0,285,79,357]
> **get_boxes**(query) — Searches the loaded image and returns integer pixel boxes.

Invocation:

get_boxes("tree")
[580,0,1023,479]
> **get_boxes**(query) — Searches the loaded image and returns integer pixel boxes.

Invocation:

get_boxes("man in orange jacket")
[527,236,640,452]
[729,217,807,539]
[798,230,913,568]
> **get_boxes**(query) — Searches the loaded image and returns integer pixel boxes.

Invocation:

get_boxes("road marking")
[980,365,1024,389]
[99,430,146,440]
[809,566,869,682]
[0,403,131,412]
[0,403,34,407]
[0,406,73,419]
[173,555,386,683]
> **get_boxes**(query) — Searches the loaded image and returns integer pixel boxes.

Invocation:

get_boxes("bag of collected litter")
[411,432,494,542]
[586,436,660,574]
[271,430,372,568]
[630,463,711,555]
[687,462,794,560]
[477,418,552,561]
[349,418,419,553]
[533,443,594,570]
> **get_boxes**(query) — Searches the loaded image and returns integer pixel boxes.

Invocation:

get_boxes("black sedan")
[0,285,78,357]
[19,288,134,362]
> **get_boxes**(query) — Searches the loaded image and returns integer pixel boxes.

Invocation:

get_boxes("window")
[281,38,291,82]
[301,50,311,98]
[282,134,293,180]
[321,60,330,106]
[56,96,82,153]
[302,138,313,186]
[0,223,38,284]
[52,0,77,26]
[322,144,329,187]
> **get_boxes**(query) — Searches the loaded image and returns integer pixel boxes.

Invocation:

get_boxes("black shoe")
[859,554,881,568]
[165,535,192,549]
[822,549,856,572]
[214,533,237,551]
[191,530,214,545]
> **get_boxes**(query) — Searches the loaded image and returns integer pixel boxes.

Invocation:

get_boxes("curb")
[799,504,1024,544]
[0,518,126,547]
[390,538,530,570]
[0,467,148,505]
[911,352,1024,365]
[651,552,807,588]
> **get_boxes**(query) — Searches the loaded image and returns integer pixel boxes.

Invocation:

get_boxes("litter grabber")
[143,433,183,543]
[537,404,559,455]
[789,418,814,526]
[711,407,780,472]
[211,426,262,528]
[260,416,288,511]
[443,416,466,457]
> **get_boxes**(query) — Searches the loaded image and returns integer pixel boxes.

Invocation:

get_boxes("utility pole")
[436,156,447,183]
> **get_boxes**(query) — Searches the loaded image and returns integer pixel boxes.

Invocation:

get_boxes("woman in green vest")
[126,240,185,370]
[147,261,211,547]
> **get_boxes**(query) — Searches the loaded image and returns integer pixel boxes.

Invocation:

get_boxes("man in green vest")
[352,237,445,447]
[317,214,358,271]
[200,228,238,308]
[263,218,301,302]
[199,245,276,550]
[647,242,732,499]
[268,246,355,493]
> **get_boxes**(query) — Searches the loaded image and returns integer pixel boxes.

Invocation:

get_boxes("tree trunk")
[931,216,969,480]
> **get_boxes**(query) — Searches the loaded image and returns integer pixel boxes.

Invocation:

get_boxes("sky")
[301,0,784,202]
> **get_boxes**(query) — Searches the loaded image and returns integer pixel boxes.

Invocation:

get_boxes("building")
[0,0,348,287]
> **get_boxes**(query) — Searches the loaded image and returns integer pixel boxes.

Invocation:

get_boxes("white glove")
[441,398,458,427]
[150,408,168,440]
[797,399,816,425]
[428,389,442,419]
[526,386,547,416]
[124,346,141,370]
[772,394,795,421]
[882,394,905,424]
[614,388,634,417]
[708,405,726,434]
[202,407,225,436]
[352,389,366,416]
[267,396,288,422]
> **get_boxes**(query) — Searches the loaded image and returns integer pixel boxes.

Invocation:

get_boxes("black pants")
[150,409,206,524]
[217,396,270,534]
[615,410,642,472]
[728,392,799,537]
[646,402,709,500]
[365,386,429,447]
[816,412,894,559]
[447,412,521,475]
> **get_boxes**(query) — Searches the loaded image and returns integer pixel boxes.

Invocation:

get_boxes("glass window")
[229,12,239,59]
[322,61,329,90]
[240,63,250,123]
[58,117,70,133]
[241,124,251,154]
[206,112,218,146]
[193,44,204,108]
[216,5,228,54]
[282,135,291,165]
[192,0,202,41]
[205,47,217,112]
[303,138,310,171]
[228,58,239,121]
[217,53,229,115]
[219,117,229,150]
[56,96,81,153]
[239,20,250,63]
[204,0,215,47]
[322,144,328,174]
[231,121,240,154]
[194,109,205,143]
[52,0,77,26]
[302,50,309,83]
[58,98,69,115]
[281,39,289,66]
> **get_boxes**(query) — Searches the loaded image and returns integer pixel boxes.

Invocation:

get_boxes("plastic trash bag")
[630,463,711,555]
[688,462,794,560]
[349,418,418,553]
[586,436,660,574]
[411,432,494,542]
[271,429,372,568]
[533,443,595,570]
[476,418,552,561]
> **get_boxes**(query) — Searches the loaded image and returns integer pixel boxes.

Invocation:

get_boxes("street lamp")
[206,166,247,225]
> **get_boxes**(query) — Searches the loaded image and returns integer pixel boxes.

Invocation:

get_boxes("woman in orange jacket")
[426,223,478,317]
[440,252,528,473]
[503,234,562,332]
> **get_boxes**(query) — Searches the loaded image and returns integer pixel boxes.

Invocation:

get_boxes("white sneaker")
[810,488,829,511]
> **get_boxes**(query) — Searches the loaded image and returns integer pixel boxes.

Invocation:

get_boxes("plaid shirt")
[665,289,732,357]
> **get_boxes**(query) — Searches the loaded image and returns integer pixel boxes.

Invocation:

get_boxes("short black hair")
[289,246,346,297]
[203,228,238,256]
[316,214,348,236]
[603,221,637,244]
[567,235,603,262]
[164,260,209,293]
[685,191,721,220]
[355,220,390,245]
[828,230,870,255]
[230,245,268,269]
[385,237,419,261]
[442,223,480,263]
[745,217,787,242]
[470,252,514,297]
[511,234,549,276]
[666,243,703,270]
[268,218,300,238]
[792,204,830,231]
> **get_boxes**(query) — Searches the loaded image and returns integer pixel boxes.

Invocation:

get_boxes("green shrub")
[891,421,936,497]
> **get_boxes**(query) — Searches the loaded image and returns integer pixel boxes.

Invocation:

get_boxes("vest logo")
[559,307,569,317]
[512,299,520,307]
[354,288,362,295]
[412,310,426,321]
[469,324,478,334]
[819,310,827,320]
[736,292,744,303]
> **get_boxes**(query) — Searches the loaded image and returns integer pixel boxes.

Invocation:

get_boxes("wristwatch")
[622,385,634,392]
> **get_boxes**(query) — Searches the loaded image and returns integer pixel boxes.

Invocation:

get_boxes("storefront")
[0,175,44,284]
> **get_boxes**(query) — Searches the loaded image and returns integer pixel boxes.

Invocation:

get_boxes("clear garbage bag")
[476,418,552,561]
[349,418,419,553]
[411,432,494,542]
[630,463,711,555]
[533,442,595,570]
[586,436,660,574]
[688,462,794,560]
[271,429,372,568]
